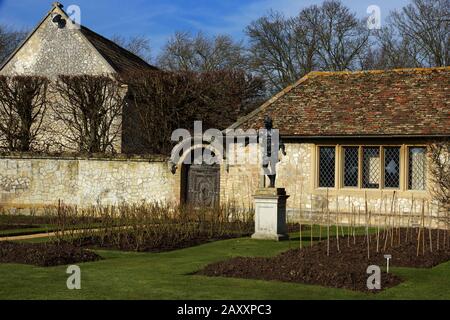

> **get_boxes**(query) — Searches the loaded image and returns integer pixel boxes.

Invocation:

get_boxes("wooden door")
[186,164,220,207]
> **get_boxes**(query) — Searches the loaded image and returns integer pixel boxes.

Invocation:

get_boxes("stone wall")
[0,155,177,211]
[0,7,122,153]
[220,142,439,227]
[0,10,112,77]
[0,142,442,228]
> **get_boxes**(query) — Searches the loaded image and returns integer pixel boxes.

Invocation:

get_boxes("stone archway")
[180,147,221,207]
[182,162,220,207]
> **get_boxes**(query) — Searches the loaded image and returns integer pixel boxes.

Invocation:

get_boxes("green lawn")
[0,226,54,237]
[0,227,449,300]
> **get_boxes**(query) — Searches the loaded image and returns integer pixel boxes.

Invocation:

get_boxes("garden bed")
[198,229,450,292]
[0,241,102,267]
[0,224,38,231]
[72,231,252,252]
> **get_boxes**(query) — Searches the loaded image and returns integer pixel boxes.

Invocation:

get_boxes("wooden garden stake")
[309,194,313,248]
[327,188,330,256]
[336,195,340,252]
[391,194,396,248]
[320,205,323,241]
[384,191,395,251]
[298,185,304,249]
[428,201,432,253]
[365,191,370,260]
[353,204,356,245]
[417,199,425,256]
[436,204,440,251]
[347,197,351,246]
[416,225,421,257]
[376,192,382,253]
[299,220,302,248]
[382,196,388,244]
[422,200,425,255]
[406,194,414,243]
[397,204,403,246]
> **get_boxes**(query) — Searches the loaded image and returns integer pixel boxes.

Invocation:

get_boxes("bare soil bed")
[198,229,450,292]
[73,231,252,253]
[0,241,102,267]
[0,224,38,231]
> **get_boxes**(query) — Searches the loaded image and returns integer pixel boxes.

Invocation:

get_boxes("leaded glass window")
[319,147,335,188]
[362,147,380,189]
[384,147,400,188]
[343,147,359,187]
[408,147,426,190]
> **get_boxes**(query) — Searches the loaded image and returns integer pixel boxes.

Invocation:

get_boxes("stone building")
[0,3,448,227]
[216,67,449,224]
[0,2,157,153]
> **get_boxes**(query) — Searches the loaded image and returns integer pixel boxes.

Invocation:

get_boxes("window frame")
[315,144,421,191]
[316,145,337,189]
[341,146,361,189]
[406,146,428,191]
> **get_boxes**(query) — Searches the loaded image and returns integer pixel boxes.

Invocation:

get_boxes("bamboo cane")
[310,195,313,247]
[417,199,425,256]
[327,188,330,256]
[365,191,370,260]
[348,207,351,247]
[437,203,440,251]
[398,207,403,246]
[428,201,432,253]
[376,192,382,252]
[422,200,426,255]
[320,205,323,241]
[384,192,395,251]
[391,194,396,248]
[353,204,356,245]
[347,197,351,247]
[406,194,414,243]
[298,184,304,249]
[336,195,340,252]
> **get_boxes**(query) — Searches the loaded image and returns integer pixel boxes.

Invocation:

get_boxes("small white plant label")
[66,265,81,290]
[384,254,392,273]
[366,265,381,290]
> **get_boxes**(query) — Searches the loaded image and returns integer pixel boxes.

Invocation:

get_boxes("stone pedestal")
[251,188,289,241]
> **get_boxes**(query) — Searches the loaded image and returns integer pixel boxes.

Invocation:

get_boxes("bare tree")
[246,1,369,92]
[123,70,264,154]
[53,75,125,154]
[389,0,449,67]
[0,76,49,151]
[123,70,196,154]
[110,35,152,63]
[313,1,370,71]
[0,25,28,65]
[157,31,248,72]
[246,11,317,91]
[361,25,422,70]
[428,141,450,217]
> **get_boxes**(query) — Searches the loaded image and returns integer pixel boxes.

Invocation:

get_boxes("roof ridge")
[79,25,156,70]
[307,66,450,77]
[227,66,449,132]
[0,4,157,74]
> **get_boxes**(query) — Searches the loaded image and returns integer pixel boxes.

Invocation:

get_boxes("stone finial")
[52,2,64,9]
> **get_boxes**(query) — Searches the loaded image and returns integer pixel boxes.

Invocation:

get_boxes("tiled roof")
[80,26,157,75]
[230,67,450,137]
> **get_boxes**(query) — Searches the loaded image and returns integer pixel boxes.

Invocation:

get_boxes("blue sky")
[0,0,410,56]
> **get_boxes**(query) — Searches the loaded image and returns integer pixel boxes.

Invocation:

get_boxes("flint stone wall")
[0,155,177,210]
[220,143,439,227]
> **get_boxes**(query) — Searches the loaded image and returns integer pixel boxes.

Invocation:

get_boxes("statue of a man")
[260,115,286,188]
